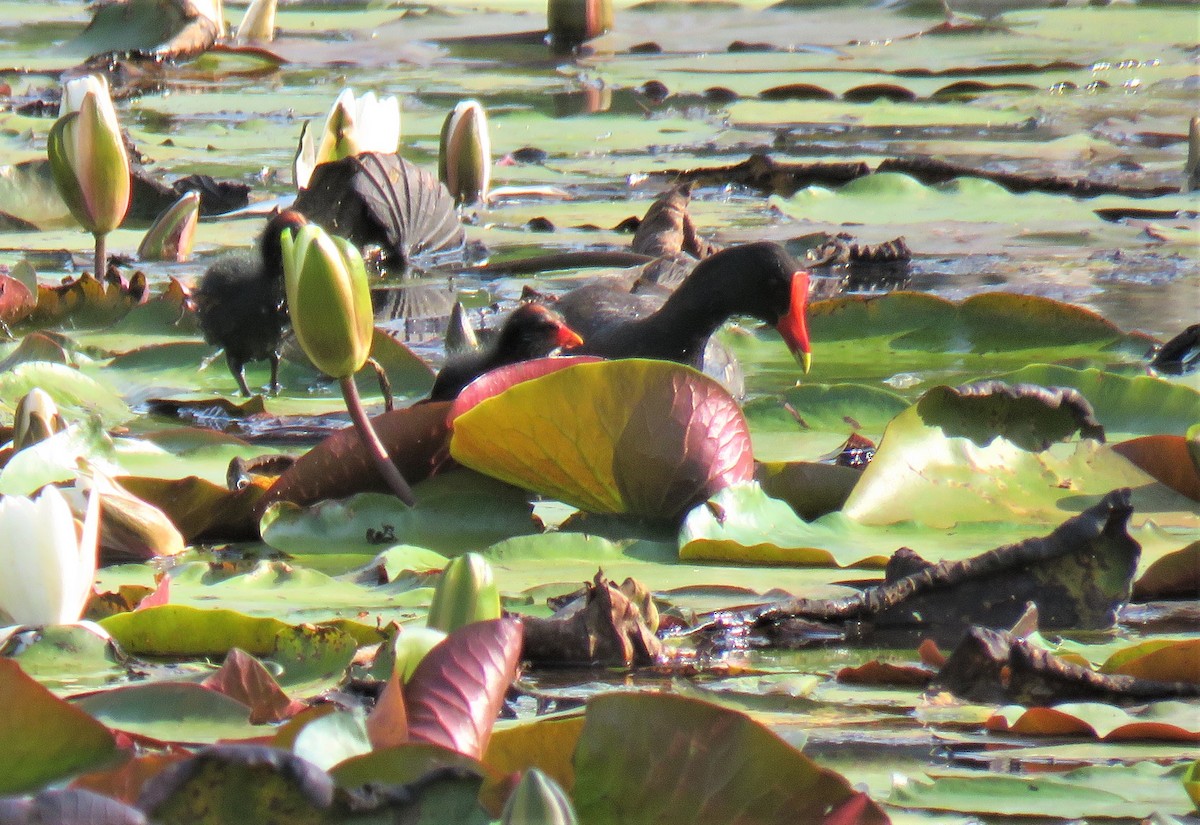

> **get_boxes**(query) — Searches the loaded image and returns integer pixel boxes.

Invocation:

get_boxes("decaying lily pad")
[933,627,1200,705]
[749,489,1141,645]
[915,381,1105,452]
[523,570,663,666]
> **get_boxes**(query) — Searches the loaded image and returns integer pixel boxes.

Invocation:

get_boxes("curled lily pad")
[451,359,754,520]
[986,702,1200,742]
[405,618,523,760]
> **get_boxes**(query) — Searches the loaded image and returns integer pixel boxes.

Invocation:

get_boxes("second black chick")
[428,303,584,401]
[196,210,308,396]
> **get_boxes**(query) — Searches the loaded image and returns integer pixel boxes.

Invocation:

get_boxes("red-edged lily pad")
[986,701,1200,742]
[449,355,604,423]
[261,402,453,508]
[572,692,888,824]
[0,660,118,794]
[451,359,754,519]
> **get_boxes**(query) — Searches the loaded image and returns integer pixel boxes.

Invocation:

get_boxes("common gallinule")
[196,210,308,396]
[428,303,584,401]
[553,240,812,373]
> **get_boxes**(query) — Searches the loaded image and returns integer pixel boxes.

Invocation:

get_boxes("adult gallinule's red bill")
[196,210,308,396]
[554,240,813,373]
[429,303,584,401]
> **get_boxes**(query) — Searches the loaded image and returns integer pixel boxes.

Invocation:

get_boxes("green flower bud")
[47,77,131,237]
[13,388,66,452]
[426,552,501,633]
[501,769,579,825]
[280,224,375,379]
[547,0,613,51]
[137,190,200,262]
[438,100,491,207]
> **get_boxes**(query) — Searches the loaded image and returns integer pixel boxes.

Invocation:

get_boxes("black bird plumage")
[428,303,584,401]
[555,241,812,367]
[195,210,308,396]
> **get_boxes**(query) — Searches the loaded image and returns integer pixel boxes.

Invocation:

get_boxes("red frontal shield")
[777,270,812,373]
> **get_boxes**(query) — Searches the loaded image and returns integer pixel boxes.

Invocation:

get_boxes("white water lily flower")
[59,75,113,120]
[296,89,401,188]
[0,486,99,627]
[189,0,226,37]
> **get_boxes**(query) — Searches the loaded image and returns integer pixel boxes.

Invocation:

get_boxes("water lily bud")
[445,301,481,354]
[280,224,374,379]
[547,0,613,51]
[426,552,501,633]
[235,0,276,42]
[47,77,131,237]
[0,486,99,627]
[438,100,491,206]
[79,473,186,563]
[137,190,200,262]
[501,768,579,825]
[13,388,66,452]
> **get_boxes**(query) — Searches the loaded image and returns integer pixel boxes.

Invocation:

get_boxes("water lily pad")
[572,691,885,824]
[261,471,540,563]
[100,605,290,657]
[998,365,1200,439]
[292,709,372,772]
[0,659,117,794]
[889,762,1194,819]
[986,701,1200,742]
[451,359,755,519]
[841,402,1195,529]
[330,742,487,790]
[74,682,257,744]
[1099,638,1200,685]
[0,361,130,426]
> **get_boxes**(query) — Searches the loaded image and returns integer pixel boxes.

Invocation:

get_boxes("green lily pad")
[292,708,372,772]
[986,701,1200,742]
[73,682,258,744]
[841,403,1197,529]
[261,473,540,565]
[100,605,291,657]
[997,365,1200,438]
[889,762,1195,819]
[1,624,126,693]
[0,361,130,426]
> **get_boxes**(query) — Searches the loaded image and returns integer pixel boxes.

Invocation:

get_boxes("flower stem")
[339,375,415,507]
[93,232,106,279]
